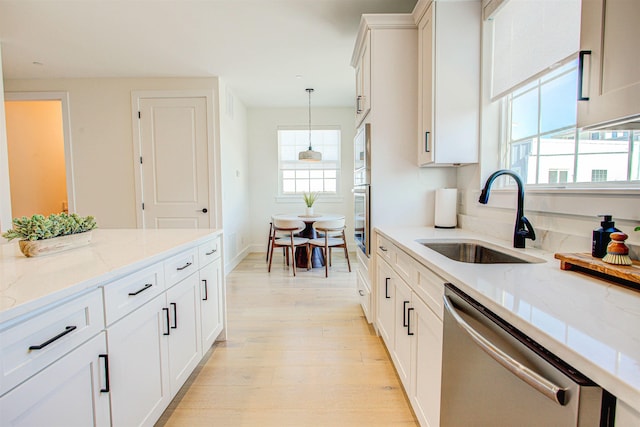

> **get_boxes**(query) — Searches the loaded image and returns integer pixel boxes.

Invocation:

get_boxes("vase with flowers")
[303,192,319,217]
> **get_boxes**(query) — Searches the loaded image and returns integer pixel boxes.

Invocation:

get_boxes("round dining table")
[272,213,345,269]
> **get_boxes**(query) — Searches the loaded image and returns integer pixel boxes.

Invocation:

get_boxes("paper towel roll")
[434,188,457,228]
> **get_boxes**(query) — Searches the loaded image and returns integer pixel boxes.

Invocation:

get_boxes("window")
[278,127,340,195]
[501,62,640,185]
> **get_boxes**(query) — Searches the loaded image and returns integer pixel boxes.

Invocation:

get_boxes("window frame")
[275,125,343,202]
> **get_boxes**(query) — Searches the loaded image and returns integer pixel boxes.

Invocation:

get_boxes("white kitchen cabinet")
[0,332,111,427]
[374,230,444,427]
[577,0,640,128]
[165,272,202,394]
[107,293,171,427]
[356,266,372,323]
[198,237,224,352]
[354,29,371,127]
[415,0,480,166]
[616,400,640,427]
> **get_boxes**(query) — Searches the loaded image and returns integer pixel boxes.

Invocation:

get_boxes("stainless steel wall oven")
[353,123,371,256]
[353,185,370,256]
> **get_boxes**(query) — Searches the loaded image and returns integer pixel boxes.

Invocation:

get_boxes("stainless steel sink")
[416,240,544,264]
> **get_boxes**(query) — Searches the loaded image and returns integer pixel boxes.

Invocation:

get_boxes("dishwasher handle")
[443,295,567,406]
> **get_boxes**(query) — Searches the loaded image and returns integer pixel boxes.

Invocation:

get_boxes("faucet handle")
[520,216,536,241]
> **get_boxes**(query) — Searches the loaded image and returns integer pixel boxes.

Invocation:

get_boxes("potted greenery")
[303,192,319,216]
[2,213,97,257]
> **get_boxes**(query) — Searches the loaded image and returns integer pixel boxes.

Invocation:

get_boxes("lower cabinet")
[199,257,224,352]
[375,238,443,427]
[0,332,111,427]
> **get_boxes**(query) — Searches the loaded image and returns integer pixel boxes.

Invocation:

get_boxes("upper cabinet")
[414,0,480,167]
[578,0,640,128]
[354,31,372,127]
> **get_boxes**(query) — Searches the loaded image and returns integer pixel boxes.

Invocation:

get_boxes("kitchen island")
[0,228,225,427]
[373,226,639,426]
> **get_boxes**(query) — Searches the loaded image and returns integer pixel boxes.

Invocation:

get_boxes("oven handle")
[443,295,567,406]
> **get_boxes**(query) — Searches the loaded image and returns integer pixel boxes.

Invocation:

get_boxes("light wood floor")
[156,252,418,426]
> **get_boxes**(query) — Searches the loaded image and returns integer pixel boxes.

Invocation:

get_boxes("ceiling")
[0,0,417,108]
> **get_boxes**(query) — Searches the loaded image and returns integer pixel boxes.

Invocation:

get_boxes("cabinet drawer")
[103,263,165,326]
[377,235,395,263]
[198,237,221,267]
[394,249,416,285]
[164,248,198,289]
[356,267,372,324]
[414,263,444,320]
[0,289,104,396]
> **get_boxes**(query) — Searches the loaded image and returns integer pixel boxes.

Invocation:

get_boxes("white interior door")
[138,96,210,228]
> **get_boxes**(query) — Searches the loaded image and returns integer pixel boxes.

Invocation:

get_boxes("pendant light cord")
[307,88,313,150]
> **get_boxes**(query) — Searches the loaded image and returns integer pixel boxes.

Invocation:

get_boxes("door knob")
[201,208,208,213]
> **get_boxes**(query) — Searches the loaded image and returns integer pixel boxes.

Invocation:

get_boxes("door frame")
[1,91,76,225]
[130,90,221,229]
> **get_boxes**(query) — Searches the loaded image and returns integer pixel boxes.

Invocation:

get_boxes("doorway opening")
[2,92,75,221]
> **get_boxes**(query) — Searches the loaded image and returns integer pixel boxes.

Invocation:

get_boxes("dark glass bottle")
[592,215,620,258]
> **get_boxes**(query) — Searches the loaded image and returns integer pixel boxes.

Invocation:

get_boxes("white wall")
[247,107,356,252]
[3,77,221,228]
[218,80,251,272]
[0,45,12,232]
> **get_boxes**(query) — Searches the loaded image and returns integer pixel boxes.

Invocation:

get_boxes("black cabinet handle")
[403,301,410,327]
[170,303,177,329]
[578,50,591,101]
[29,326,77,350]
[205,249,217,256]
[358,290,365,296]
[176,262,192,271]
[356,95,363,113]
[128,283,152,296]
[425,131,430,153]
[379,246,388,252]
[99,354,110,393]
[407,308,414,336]
[202,279,209,301]
[385,278,391,299]
[163,308,170,335]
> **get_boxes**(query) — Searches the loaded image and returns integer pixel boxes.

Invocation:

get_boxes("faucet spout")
[478,169,536,249]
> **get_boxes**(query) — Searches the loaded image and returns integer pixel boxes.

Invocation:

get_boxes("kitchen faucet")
[478,169,536,248]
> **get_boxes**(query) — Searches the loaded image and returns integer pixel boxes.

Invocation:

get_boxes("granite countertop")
[376,226,640,409]
[0,228,221,324]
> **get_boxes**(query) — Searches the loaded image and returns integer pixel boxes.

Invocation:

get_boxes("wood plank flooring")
[156,252,418,426]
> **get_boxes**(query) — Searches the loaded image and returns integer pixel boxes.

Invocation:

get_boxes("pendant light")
[298,88,322,161]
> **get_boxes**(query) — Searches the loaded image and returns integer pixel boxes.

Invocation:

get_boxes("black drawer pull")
[379,246,388,252]
[407,308,414,336]
[176,262,192,271]
[99,354,110,393]
[403,301,410,327]
[128,283,152,296]
[170,303,178,329]
[202,279,209,301]
[385,278,391,299]
[358,290,365,296]
[205,249,217,256]
[29,326,77,350]
[163,308,170,335]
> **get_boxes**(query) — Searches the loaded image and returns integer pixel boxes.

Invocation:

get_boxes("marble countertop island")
[0,228,221,324]
[376,226,640,409]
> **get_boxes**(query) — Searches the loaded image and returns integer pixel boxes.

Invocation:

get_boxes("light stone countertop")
[375,226,640,409]
[0,228,222,324]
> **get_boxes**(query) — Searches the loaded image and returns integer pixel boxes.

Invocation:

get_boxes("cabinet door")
[393,278,413,391]
[199,258,223,352]
[410,295,443,427]
[418,2,434,166]
[0,333,110,427]
[107,294,170,427]
[578,0,640,128]
[355,30,371,126]
[166,273,202,395]
[376,259,396,348]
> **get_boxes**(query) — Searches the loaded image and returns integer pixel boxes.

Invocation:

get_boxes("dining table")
[272,213,345,269]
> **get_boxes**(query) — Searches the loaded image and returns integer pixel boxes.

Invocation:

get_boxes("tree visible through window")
[278,128,340,195]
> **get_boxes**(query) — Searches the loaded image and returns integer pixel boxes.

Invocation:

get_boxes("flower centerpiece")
[2,213,97,257]
[303,192,319,216]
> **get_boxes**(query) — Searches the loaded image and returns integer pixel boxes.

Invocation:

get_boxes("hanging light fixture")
[298,88,322,161]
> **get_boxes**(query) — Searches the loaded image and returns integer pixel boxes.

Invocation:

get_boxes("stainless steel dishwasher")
[441,283,616,426]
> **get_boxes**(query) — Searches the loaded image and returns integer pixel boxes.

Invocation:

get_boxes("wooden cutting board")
[554,252,640,286]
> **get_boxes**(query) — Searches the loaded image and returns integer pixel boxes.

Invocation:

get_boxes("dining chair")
[268,218,309,276]
[307,218,351,277]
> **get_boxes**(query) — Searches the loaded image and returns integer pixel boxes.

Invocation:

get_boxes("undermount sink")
[416,240,544,264]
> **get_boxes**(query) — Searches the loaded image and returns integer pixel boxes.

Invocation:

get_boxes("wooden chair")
[268,219,309,276]
[307,218,351,277]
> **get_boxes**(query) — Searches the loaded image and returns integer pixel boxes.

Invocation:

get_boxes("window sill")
[275,195,345,204]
